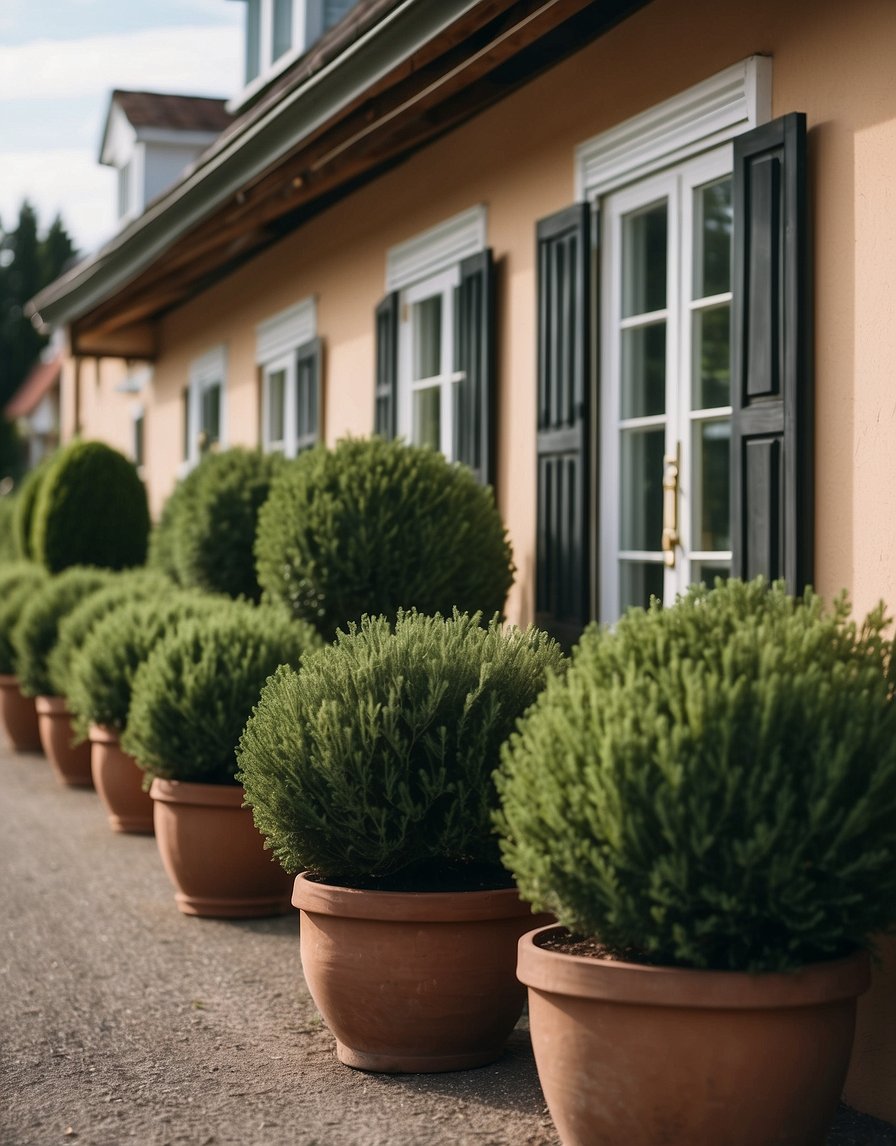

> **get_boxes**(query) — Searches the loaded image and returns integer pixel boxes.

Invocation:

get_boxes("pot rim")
[0,673,21,688]
[88,723,122,745]
[517,925,871,1009]
[293,870,539,922]
[149,777,245,808]
[34,694,68,715]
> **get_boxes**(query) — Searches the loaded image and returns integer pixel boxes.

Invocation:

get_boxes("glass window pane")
[413,386,440,451]
[690,562,730,589]
[413,296,441,381]
[621,321,666,419]
[620,560,664,613]
[693,419,731,551]
[202,383,221,448]
[245,0,261,83]
[622,201,667,317]
[267,369,286,444]
[272,0,293,61]
[692,303,730,410]
[694,178,732,299]
[620,427,664,552]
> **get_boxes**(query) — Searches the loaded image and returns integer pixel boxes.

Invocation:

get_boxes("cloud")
[1,149,116,254]
[0,24,242,102]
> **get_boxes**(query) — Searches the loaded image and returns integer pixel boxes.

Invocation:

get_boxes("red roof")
[5,355,62,419]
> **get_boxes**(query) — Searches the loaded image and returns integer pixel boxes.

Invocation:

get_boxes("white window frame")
[578,56,771,623]
[386,206,486,461]
[256,297,316,458]
[182,345,227,475]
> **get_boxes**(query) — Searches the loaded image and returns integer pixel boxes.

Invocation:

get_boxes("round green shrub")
[146,480,187,582]
[12,567,113,696]
[237,609,564,886]
[495,578,896,973]
[13,455,54,559]
[156,448,284,600]
[0,496,18,562]
[254,437,515,639]
[0,567,50,674]
[48,569,173,699]
[123,602,320,786]
[31,440,150,573]
[65,590,225,741]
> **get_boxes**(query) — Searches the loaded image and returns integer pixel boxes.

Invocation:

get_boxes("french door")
[599,149,734,620]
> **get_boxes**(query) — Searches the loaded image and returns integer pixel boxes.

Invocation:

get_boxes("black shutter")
[374,292,398,438]
[454,249,496,487]
[731,112,812,591]
[296,337,322,453]
[535,203,591,646]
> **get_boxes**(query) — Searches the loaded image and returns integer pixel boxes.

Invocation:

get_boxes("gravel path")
[1,742,893,1146]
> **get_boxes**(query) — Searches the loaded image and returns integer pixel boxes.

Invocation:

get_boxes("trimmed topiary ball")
[12,567,113,697]
[254,437,515,639]
[65,590,224,742]
[0,565,50,674]
[0,496,18,562]
[123,601,320,786]
[154,448,284,600]
[13,456,54,560]
[495,578,896,973]
[48,569,173,700]
[32,440,150,573]
[237,609,564,886]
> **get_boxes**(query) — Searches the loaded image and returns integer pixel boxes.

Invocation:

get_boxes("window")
[133,406,145,472]
[257,299,321,457]
[184,346,227,471]
[240,0,353,90]
[117,160,132,220]
[535,58,812,643]
[375,206,495,486]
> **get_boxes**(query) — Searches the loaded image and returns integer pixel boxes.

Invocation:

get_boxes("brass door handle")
[662,449,679,568]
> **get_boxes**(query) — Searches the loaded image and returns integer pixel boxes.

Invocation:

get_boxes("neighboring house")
[26,1,896,1119]
[4,350,62,469]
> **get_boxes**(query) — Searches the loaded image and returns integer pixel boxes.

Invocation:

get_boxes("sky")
[0,0,244,257]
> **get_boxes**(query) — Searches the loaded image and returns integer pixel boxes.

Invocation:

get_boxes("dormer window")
[237,0,355,95]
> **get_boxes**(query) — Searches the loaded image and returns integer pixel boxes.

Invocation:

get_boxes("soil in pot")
[0,674,42,753]
[517,924,871,1146]
[150,778,293,918]
[293,871,551,1073]
[35,696,93,787]
[89,724,153,834]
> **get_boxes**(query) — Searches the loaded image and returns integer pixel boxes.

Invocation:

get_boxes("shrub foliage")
[32,440,150,572]
[0,567,49,674]
[123,602,320,785]
[495,579,896,972]
[237,610,564,884]
[12,567,113,696]
[13,456,53,559]
[150,448,283,600]
[254,437,515,639]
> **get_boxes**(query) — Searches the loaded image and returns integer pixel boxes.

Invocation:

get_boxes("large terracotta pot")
[293,872,551,1073]
[89,724,154,835]
[149,778,293,918]
[35,695,93,786]
[0,673,42,753]
[517,924,871,1146]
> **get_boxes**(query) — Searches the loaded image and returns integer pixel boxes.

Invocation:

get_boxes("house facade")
[28,0,896,1118]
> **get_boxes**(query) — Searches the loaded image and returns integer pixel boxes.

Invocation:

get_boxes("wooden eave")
[69,0,649,359]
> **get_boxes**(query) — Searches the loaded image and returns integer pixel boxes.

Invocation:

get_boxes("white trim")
[189,344,227,389]
[576,56,772,201]
[386,205,486,292]
[256,297,316,363]
[115,365,153,394]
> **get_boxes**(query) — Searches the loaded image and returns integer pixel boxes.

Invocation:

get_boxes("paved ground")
[1,741,894,1146]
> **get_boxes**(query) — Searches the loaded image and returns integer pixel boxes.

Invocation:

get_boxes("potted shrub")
[31,439,150,573]
[149,447,283,600]
[50,573,184,833]
[495,579,896,1146]
[122,601,319,916]
[237,610,564,1072]
[12,567,113,784]
[255,437,514,639]
[0,561,49,751]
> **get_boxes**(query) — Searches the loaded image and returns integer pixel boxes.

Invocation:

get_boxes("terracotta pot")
[0,673,42,753]
[149,778,293,918]
[89,724,154,835]
[35,695,93,787]
[293,872,551,1073]
[517,924,871,1146]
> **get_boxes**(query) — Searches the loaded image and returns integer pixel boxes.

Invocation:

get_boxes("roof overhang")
[29,0,650,359]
